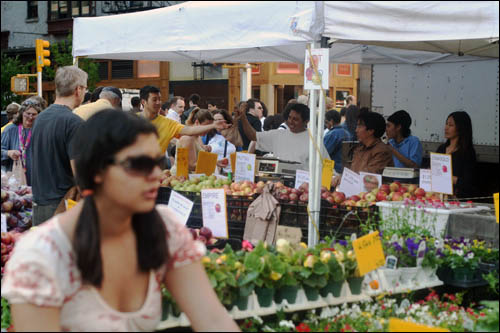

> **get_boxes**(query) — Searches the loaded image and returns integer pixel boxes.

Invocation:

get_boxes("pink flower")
[242,240,254,251]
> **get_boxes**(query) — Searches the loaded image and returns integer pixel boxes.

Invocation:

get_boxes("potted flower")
[294,247,329,301]
[333,239,364,295]
[273,239,300,304]
[418,237,442,282]
[438,237,480,283]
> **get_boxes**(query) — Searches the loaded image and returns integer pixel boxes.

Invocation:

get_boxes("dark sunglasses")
[112,155,167,176]
[22,99,42,108]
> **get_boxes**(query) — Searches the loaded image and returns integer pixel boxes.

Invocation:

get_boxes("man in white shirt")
[166,96,185,123]
[236,102,328,171]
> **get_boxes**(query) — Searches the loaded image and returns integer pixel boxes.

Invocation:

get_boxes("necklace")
[17,125,32,172]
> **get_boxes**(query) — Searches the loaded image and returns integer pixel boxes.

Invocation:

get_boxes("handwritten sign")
[1,214,6,233]
[195,151,219,176]
[201,189,228,238]
[235,152,256,183]
[275,226,302,245]
[419,169,432,192]
[295,170,310,189]
[230,152,237,175]
[321,159,335,190]
[168,190,194,225]
[352,231,385,276]
[338,168,361,198]
[359,172,382,193]
[430,153,453,195]
[176,147,189,178]
[304,48,329,90]
[494,193,499,223]
[389,318,449,332]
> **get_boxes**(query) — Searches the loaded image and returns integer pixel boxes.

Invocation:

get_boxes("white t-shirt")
[166,109,181,123]
[256,129,328,171]
[208,134,236,173]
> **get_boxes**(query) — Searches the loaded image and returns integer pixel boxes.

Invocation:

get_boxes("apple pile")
[1,231,22,276]
[272,181,310,204]
[1,186,33,233]
[188,227,218,245]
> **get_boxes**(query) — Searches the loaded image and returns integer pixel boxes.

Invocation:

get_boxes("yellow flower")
[347,250,355,260]
[201,257,211,264]
[220,254,227,262]
[362,312,372,318]
[235,262,242,269]
[299,242,308,249]
[487,249,491,253]
[335,251,345,262]
[304,255,316,268]
[320,251,331,263]
[270,271,282,281]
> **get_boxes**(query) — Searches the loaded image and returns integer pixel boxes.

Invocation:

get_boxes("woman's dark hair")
[357,111,386,138]
[388,110,412,137]
[263,114,285,131]
[212,109,232,124]
[72,109,168,287]
[283,103,310,123]
[446,111,476,159]
[325,110,341,124]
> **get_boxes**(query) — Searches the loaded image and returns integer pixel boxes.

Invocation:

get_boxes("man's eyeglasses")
[111,155,167,177]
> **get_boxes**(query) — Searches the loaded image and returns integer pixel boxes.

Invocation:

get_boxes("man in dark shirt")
[238,98,263,151]
[31,66,87,225]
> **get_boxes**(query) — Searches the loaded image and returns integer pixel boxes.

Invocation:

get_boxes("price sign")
[494,193,499,223]
[176,147,189,178]
[338,167,361,197]
[235,152,256,183]
[430,153,453,195]
[295,170,309,189]
[321,159,335,190]
[352,231,385,276]
[419,169,432,192]
[389,318,449,332]
[201,189,228,238]
[195,151,219,176]
[275,226,302,245]
[1,214,6,233]
[168,190,194,225]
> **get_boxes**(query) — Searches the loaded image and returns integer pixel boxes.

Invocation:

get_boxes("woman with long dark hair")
[436,111,477,198]
[3,110,239,331]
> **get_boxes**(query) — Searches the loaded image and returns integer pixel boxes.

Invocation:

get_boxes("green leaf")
[238,271,259,286]
[313,261,328,275]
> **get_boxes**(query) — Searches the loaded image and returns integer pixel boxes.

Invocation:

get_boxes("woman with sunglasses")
[1,99,44,185]
[2,110,239,331]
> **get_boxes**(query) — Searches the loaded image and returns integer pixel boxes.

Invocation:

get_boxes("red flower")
[341,324,353,332]
[324,324,331,332]
[449,305,459,312]
[480,312,486,317]
[241,240,254,252]
[445,293,456,301]
[296,323,311,332]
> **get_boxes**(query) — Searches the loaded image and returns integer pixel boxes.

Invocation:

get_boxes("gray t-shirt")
[32,104,83,205]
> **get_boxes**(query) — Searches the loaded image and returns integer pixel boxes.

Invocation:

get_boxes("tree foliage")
[0,54,34,110]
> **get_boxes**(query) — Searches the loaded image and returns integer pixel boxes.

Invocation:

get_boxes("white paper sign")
[359,172,382,192]
[419,169,432,192]
[430,153,453,195]
[201,189,228,238]
[1,214,6,233]
[338,168,362,198]
[168,191,194,226]
[304,48,329,90]
[235,152,256,183]
[295,170,310,189]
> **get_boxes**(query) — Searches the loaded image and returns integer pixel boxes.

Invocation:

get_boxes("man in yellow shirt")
[138,86,229,154]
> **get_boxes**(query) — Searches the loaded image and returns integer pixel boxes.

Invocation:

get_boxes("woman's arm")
[11,303,61,332]
[164,262,240,332]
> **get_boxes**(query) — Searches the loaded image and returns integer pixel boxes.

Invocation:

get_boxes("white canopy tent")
[73,1,499,246]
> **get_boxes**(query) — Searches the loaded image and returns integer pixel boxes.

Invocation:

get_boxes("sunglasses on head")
[112,155,167,176]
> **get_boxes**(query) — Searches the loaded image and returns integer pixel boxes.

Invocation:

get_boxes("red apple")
[299,182,309,193]
[332,191,346,204]
[321,191,331,200]
[279,194,290,201]
[299,193,309,202]
[289,193,299,201]
[399,186,408,194]
[365,193,376,202]
[321,186,329,193]
[349,195,361,202]
[198,235,207,244]
[380,184,391,194]
[326,196,335,204]
[199,227,213,240]
[376,191,388,202]
[408,184,418,194]
[389,182,400,193]
[392,192,404,201]
[414,188,426,198]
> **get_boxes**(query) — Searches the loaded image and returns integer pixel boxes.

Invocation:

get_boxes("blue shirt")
[323,125,352,173]
[388,135,423,168]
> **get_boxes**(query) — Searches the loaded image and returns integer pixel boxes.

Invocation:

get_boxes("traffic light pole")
[37,71,42,97]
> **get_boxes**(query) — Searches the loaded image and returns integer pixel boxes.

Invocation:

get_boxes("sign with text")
[389,318,449,332]
[195,151,218,176]
[304,48,329,90]
[176,147,189,178]
[1,214,6,233]
[419,169,432,192]
[352,231,385,276]
[168,190,194,226]
[494,193,499,223]
[338,168,361,198]
[230,152,237,175]
[275,226,302,245]
[359,172,382,193]
[430,153,453,195]
[201,189,228,238]
[321,159,335,190]
[235,152,256,183]
[295,170,310,189]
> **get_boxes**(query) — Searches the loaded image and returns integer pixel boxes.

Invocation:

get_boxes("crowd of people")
[0,64,481,330]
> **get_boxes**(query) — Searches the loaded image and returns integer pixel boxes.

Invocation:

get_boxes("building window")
[111,60,134,79]
[49,1,94,20]
[97,61,109,81]
[276,62,300,74]
[27,1,38,19]
[137,60,160,78]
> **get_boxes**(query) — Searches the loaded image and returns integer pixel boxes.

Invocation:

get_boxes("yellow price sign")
[389,318,449,332]
[494,193,499,223]
[176,148,189,178]
[352,231,385,276]
[195,151,218,176]
[230,152,237,175]
[321,159,335,190]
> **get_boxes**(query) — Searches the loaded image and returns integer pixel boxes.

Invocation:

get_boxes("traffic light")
[35,39,50,72]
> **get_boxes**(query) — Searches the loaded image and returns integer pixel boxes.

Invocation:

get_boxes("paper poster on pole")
[176,147,189,178]
[168,190,194,226]
[494,193,499,223]
[304,48,329,90]
[337,168,361,198]
[195,151,218,176]
[359,172,382,193]
[201,189,228,238]
[321,159,335,190]
[295,170,309,189]
[430,153,453,195]
[419,169,432,192]
[235,152,256,183]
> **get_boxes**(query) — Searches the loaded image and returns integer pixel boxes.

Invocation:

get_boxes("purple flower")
[338,240,348,247]
[392,242,403,252]
[406,238,419,257]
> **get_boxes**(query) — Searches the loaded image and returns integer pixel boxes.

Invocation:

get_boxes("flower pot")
[381,268,400,290]
[255,287,275,308]
[320,280,343,298]
[303,285,320,301]
[347,276,364,295]
[453,267,475,282]
[479,261,498,274]
[399,267,419,287]
[275,285,299,304]
[234,294,249,311]
[417,266,438,283]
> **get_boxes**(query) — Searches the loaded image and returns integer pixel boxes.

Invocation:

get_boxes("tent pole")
[245,63,252,100]
[314,87,326,245]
